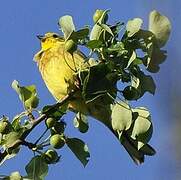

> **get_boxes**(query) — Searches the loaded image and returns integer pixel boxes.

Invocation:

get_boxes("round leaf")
[111,101,132,132]
[131,107,153,149]
[25,156,48,180]
[149,10,171,48]
[126,18,143,37]
[59,15,75,39]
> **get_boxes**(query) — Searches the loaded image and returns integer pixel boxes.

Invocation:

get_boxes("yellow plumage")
[34,33,90,114]
[34,32,155,165]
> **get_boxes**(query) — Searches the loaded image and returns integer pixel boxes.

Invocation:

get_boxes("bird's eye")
[52,34,58,38]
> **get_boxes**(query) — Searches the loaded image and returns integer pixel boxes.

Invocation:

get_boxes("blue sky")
[0,0,180,179]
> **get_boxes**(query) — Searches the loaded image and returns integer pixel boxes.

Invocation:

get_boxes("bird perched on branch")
[34,32,155,165]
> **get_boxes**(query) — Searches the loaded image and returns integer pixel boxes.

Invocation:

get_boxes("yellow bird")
[34,32,111,126]
[34,32,155,164]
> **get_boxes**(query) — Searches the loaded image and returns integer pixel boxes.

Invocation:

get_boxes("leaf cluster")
[0,9,171,179]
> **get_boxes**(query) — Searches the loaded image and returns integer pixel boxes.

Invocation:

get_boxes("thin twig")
[35,128,49,145]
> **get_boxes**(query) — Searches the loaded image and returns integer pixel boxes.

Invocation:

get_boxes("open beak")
[36,35,44,40]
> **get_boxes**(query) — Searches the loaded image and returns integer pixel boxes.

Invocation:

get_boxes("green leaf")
[73,28,89,40]
[24,96,39,109]
[0,147,20,166]
[90,24,103,40]
[82,63,117,103]
[59,15,75,40]
[132,58,143,66]
[131,75,140,88]
[90,15,112,41]
[139,72,156,95]
[108,41,125,52]
[0,116,12,134]
[126,18,143,37]
[76,28,89,39]
[12,112,26,132]
[108,41,128,57]
[25,156,48,180]
[145,44,167,73]
[12,80,21,99]
[131,107,153,149]
[9,171,22,180]
[111,101,132,132]
[87,40,102,49]
[135,29,167,73]
[68,28,89,43]
[42,103,67,119]
[66,138,90,167]
[2,171,23,180]
[12,80,39,109]
[126,51,136,68]
[96,9,110,24]
[73,113,89,133]
[4,131,21,148]
[149,10,171,48]
[131,70,156,97]
[101,24,114,36]
[12,81,36,101]
[134,24,168,73]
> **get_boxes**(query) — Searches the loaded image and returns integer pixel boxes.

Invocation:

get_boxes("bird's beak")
[36,35,44,40]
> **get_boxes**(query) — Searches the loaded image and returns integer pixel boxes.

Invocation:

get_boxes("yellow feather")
[34,33,89,113]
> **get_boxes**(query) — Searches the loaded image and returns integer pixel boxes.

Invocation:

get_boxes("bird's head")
[37,32,64,51]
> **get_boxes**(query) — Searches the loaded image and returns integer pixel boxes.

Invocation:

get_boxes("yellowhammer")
[34,32,155,164]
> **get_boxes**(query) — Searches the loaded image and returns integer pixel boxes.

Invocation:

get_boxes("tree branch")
[0,90,76,163]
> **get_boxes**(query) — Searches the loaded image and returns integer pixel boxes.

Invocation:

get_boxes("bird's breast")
[38,48,77,100]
